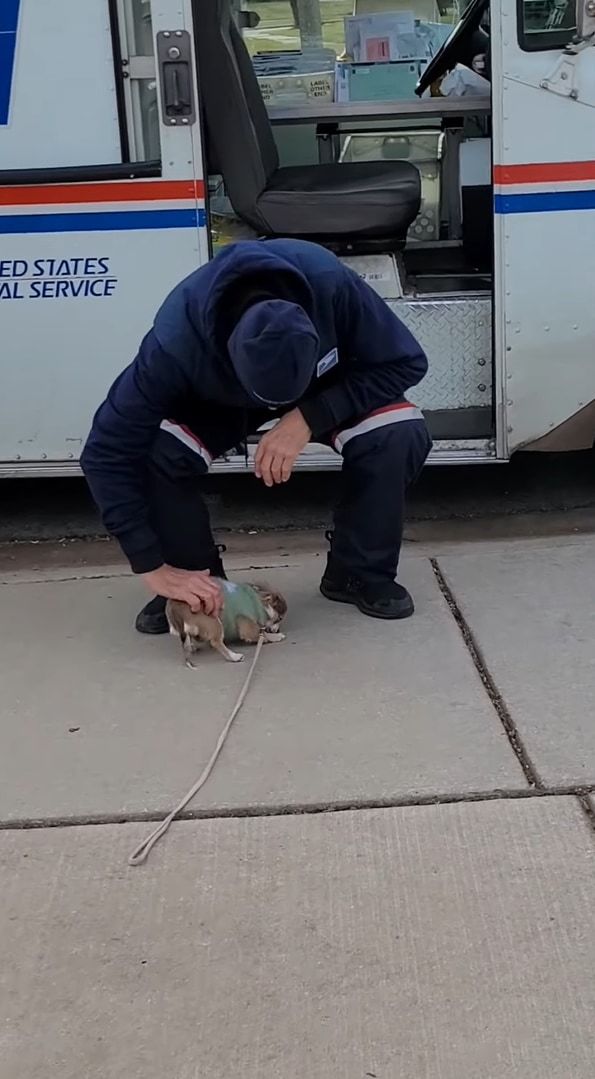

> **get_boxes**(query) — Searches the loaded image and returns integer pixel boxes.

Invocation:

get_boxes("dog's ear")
[251,580,272,597]
[268,591,288,619]
[251,582,287,620]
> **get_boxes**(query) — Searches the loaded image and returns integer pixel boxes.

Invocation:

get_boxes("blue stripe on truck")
[495,190,595,214]
[0,208,207,233]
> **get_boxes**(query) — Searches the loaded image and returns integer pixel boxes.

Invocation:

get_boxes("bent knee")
[337,406,430,458]
[333,403,427,454]
[149,425,211,482]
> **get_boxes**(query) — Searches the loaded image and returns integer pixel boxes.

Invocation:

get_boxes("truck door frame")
[492,0,595,456]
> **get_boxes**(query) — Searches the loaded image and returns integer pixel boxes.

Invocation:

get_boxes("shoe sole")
[134,617,169,635]
[320,582,414,620]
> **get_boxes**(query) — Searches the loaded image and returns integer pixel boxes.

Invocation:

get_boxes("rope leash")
[128,634,265,866]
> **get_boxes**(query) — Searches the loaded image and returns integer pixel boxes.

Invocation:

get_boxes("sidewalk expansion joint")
[2,785,595,832]
[0,564,296,586]
[0,572,131,585]
[576,794,595,833]
[430,558,543,790]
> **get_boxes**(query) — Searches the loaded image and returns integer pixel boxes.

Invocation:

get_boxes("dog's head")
[252,583,288,632]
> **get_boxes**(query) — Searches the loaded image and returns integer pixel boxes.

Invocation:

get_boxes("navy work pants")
[147,402,432,584]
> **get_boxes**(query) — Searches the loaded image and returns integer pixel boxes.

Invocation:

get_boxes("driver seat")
[196,0,421,243]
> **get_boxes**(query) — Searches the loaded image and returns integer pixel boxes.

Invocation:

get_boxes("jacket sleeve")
[80,330,191,573]
[298,271,428,438]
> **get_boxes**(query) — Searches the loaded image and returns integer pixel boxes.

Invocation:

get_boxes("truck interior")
[112,0,571,458]
[0,0,576,470]
[201,0,491,262]
[195,0,494,449]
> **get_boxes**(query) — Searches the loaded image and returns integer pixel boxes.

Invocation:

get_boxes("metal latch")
[156,30,196,126]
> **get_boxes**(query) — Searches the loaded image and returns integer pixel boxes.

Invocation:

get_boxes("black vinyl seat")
[262,161,421,239]
[196,1,422,244]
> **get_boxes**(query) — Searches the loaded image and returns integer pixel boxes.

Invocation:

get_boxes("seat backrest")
[195,0,279,219]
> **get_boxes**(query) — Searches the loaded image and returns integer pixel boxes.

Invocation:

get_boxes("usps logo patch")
[317,348,338,378]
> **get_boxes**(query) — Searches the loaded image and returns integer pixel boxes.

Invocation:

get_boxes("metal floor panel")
[391,296,492,412]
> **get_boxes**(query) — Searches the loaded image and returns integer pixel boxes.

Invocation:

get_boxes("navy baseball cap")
[227,299,320,406]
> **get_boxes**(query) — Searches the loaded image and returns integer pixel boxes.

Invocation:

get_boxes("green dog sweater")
[220,580,268,641]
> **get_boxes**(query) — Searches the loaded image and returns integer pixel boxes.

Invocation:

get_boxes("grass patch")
[245,0,352,54]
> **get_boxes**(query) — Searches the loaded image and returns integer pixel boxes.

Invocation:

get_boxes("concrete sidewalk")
[1,533,595,1077]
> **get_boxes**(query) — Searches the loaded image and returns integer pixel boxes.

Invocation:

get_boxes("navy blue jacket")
[82,239,427,571]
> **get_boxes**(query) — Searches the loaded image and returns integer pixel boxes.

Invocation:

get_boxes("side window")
[0,0,160,176]
[1,0,124,171]
[518,0,576,50]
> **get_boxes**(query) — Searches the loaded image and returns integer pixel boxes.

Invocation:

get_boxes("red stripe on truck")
[494,162,595,184]
[0,179,205,206]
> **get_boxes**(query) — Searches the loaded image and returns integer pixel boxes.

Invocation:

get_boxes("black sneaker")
[135,594,168,635]
[135,544,227,635]
[320,563,414,620]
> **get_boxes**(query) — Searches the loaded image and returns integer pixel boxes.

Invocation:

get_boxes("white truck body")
[1,0,593,474]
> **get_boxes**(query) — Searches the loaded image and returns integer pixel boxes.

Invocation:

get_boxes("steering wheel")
[416,0,489,97]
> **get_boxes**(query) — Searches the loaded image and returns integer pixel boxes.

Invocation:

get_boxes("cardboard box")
[257,70,334,107]
[253,49,335,108]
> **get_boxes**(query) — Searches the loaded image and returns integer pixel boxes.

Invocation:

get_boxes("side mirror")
[576,0,595,39]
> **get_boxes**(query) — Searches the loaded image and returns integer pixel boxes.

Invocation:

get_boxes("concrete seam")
[0,573,131,585]
[576,794,595,835]
[0,563,296,587]
[430,558,543,790]
[2,785,594,832]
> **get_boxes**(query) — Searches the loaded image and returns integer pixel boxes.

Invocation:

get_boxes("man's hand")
[254,408,311,487]
[141,565,223,615]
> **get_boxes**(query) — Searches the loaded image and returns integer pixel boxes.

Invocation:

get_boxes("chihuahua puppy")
[166,579,287,668]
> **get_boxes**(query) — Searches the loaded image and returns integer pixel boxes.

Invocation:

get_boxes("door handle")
[164,62,191,116]
[157,31,196,125]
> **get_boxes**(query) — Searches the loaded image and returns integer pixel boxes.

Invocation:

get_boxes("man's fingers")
[187,591,214,615]
[181,586,203,612]
[179,572,223,615]
[280,456,293,483]
[189,573,220,596]
[194,578,220,598]
[254,436,269,478]
[199,586,222,615]
[270,454,285,485]
[257,449,274,486]
[262,454,274,486]
[254,442,265,477]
